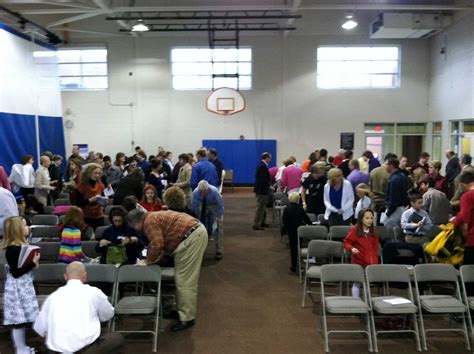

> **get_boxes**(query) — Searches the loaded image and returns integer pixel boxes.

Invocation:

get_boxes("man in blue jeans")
[192,180,224,260]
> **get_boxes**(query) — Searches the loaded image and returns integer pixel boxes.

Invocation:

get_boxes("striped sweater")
[58,227,84,263]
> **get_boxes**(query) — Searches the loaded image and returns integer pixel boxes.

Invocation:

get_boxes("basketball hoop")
[206,87,246,116]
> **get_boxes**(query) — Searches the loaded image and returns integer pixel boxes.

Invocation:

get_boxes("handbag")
[424,223,464,265]
[106,245,128,264]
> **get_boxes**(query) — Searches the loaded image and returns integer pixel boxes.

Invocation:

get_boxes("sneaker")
[215,253,223,260]
[209,237,215,242]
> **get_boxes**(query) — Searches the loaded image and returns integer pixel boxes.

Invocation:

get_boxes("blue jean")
[203,207,224,254]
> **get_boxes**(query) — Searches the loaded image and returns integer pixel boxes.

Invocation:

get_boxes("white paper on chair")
[383,298,412,305]
[312,221,321,225]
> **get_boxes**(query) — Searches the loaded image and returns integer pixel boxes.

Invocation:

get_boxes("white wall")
[62,33,430,162]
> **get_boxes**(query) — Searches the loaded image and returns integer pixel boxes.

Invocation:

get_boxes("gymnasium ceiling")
[0,1,472,43]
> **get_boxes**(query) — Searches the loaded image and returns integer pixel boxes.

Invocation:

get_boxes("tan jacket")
[451,165,474,205]
[174,163,192,198]
[34,165,54,205]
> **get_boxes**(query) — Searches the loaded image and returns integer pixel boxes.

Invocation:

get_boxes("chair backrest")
[32,215,59,226]
[317,214,328,226]
[321,264,365,283]
[59,215,66,224]
[329,225,351,241]
[375,226,395,243]
[273,192,289,206]
[306,213,317,223]
[460,265,474,284]
[414,263,458,283]
[392,226,404,242]
[53,198,71,207]
[33,263,67,283]
[82,241,100,258]
[104,205,122,215]
[31,225,59,239]
[57,192,70,199]
[297,225,328,240]
[366,264,410,284]
[117,264,161,283]
[42,206,54,215]
[425,225,442,240]
[86,264,118,283]
[36,242,60,263]
[308,240,344,259]
[94,226,109,239]
[223,169,233,182]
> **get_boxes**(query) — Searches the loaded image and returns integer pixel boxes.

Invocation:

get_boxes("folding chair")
[392,226,404,242]
[105,205,122,215]
[302,240,343,307]
[297,225,329,283]
[33,263,67,307]
[366,264,421,352]
[31,214,58,226]
[375,226,396,244]
[42,206,54,215]
[53,198,71,207]
[320,264,373,352]
[95,225,109,239]
[273,192,289,227]
[58,215,66,224]
[414,263,470,351]
[425,225,442,241]
[35,242,60,263]
[57,192,70,199]
[317,214,329,228]
[31,225,60,241]
[460,265,474,345]
[307,213,317,223]
[112,265,162,352]
[82,241,100,259]
[328,225,351,241]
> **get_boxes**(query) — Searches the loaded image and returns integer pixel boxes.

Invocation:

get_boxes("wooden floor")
[0,191,470,353]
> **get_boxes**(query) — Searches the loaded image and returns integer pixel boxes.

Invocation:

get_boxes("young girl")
[58,206,89,263]
[343,209,380,298]
[3,216,40,354]
[354,183,373,217]
[139,184,162,212]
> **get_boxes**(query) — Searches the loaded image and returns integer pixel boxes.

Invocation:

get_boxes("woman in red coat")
[343,208,379,298]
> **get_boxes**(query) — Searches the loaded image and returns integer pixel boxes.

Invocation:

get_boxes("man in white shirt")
[0,186,18,237]
[33,262,123,353]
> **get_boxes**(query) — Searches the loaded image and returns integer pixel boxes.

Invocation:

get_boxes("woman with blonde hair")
[354,183,373,217]
[323,168,354,226]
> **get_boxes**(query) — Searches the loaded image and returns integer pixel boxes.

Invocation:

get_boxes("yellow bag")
[424,224,453,256]
[424,223,464,266]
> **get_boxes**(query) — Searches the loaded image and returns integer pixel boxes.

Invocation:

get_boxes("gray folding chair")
[33,263,67,307]
[328,225,351,241]
[57,192,70,199]
[425,225,442,241]
[366,264,421,352]
[42,206,54,215]
[392,226,404,242]
[307,213,317,223]
[375,226,396,243]
[320,264,373,352]
[35,242,60,263]
[302,240,344,308]
[58,215,66,224]
[53,198,71,207]
[105,205,122,215]
[460,265,474,345]
[297,225,329,283]
[273,192,289,226]
[31,214,58,226]
[112,264,162,352]
[94,225,109,239]
[317,213,329,227]
[31,225,59,241]
[82,241,100,258]
[414,263,470,351]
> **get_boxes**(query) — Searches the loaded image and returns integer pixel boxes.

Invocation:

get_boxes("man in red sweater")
[452,171,474,267]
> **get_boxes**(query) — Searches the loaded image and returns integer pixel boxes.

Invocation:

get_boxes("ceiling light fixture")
[132,20,149,32]
[342,14,358,30]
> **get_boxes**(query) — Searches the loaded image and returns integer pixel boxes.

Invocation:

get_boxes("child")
[354,183,373,218]
[58,206,89,263]
[343,209,380,298]
[282,192,312,273]
[2,216,40,354]
[400,193,433,245]
[139,184,162,212]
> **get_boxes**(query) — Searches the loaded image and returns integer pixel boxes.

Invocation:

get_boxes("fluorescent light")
[342,15,358,30]
[132,20,149,32]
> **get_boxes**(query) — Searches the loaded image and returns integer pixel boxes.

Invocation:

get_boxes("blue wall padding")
[202,139,277,184]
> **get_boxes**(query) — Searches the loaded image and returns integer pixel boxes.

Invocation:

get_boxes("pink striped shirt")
[280,164,302,192]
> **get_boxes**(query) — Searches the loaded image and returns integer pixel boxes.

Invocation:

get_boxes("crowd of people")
[0,144,227,353]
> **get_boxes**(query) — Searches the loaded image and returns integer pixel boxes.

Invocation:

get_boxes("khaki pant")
[253,194,267,227]
[172,224,208,321]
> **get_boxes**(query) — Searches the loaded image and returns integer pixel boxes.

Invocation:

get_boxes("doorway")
[402,135,423,165]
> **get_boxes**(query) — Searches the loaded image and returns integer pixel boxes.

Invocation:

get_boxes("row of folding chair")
[31,241,101,263]
[33,263,162,352]
[319,263,473,353]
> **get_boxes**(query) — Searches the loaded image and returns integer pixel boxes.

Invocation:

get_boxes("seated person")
[121,195,147,213]
[58,207,90,264]
[139,184,162,212]
[33,262,123,353]
[401,193,433,245]
[95,207,143,264]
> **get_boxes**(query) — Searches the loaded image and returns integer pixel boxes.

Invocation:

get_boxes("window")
[432,122,442,161]
[450,120,474,155]
[317,46,400,89]
[34,48,108,90]
[171,48,251,90]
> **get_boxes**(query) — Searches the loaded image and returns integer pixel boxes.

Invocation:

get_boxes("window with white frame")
[317,46,400,89]
[53,48,108,90]
[171,48,252,90]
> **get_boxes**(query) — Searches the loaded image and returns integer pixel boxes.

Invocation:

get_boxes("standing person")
[146,158,165,200]
[192,180,224,260]
[102,155,121,189]
[451,154,474,209]
[129,209,208,331]
[139,184,162,212]
[2,216,40,354]
[114,152,127,173]
[173,153,193,203]
[9,155,35,200]
[339,150,353,178]
[190,149,219,190]
[280,159,303,193]
[401,194,433,245]
[33,262,123,353]
[58,207,89,264]
[368,152,381,172]
[301,152,317,173]
[399,156,410,177]
[318,149,332,172]
[136,150,151,178]
[358,151,371,174]
[282,192,312,273]
[114,168,145,205]
[34,155,56,206]
[451,171,474,268]
[445,150,461,198]
[428,160,448,194]
[419,177,451,225]
[323,168,354,226]
[73,164,106,230]
[301,162,327,216]
[332,149,345,167]
[66,145,85,180]
[49,155,63,201]
[354,183,373,218]
[384,158,409,228]
[343,209,379,298]
[0,187,19,237]
[253,152,272,231]
[208,148,224,187]
[370,153,396,216]
[411,152,430,174]
[347,159,369,193]
[0,165,11,191]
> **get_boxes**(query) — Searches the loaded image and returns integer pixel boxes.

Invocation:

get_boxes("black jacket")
[339,159,351,178]
[282,203,312,237]
[113,175,144,205]
[254,161,270,195]
[446,156,461,183]
[210,158,224,185]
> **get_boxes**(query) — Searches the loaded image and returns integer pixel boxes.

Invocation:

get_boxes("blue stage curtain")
[39,115,66,169]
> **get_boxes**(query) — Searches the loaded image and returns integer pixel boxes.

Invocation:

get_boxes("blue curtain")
[39,116,66,171]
